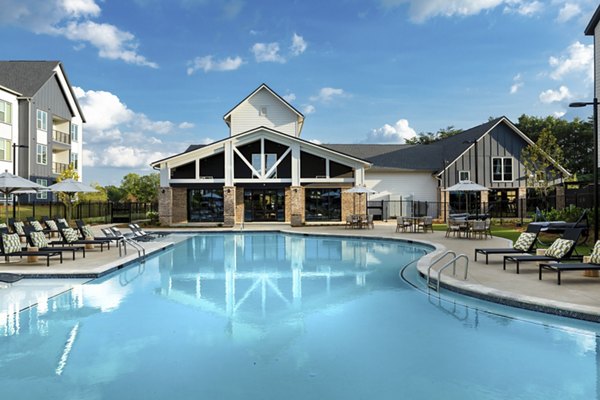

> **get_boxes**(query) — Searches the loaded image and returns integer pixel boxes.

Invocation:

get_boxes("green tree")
[120,173,159,203]
[55,163,80,221]
[105,185,126,202]
[78,183,108,202]
[521,128,565,198]
[405,126,463,144]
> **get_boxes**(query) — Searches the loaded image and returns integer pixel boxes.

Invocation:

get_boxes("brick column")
[555,185,566,210]
[290,186,304,226]
[480,190,489,215]
[223,186,236,227]
[235,187,244,224]
[158,187,173,226]
[518,186,527,218]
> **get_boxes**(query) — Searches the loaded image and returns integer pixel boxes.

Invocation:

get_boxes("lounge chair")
[75,220,118,245]
[0,232,63,266]
[130,223,168,238]
[539,241,600,285]
[52,226,110,251]
[8,219,26,239]
[23,226,85,260]
[503,228,583,274]
[41,216,60,235]
[474,224,542,264]
[128,224,161,240]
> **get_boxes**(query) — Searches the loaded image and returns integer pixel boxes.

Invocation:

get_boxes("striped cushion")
[30,221,44,231]
[13,221,24,235]
[31,231,49,248]
[82,225,95,239]
[545,239,574,259]
[63,228,79,243]
[57,218,68,228]
[0,223,6,229]
[513,232,536,251]
[46,220,58,231]
[2,233,21,254]
[589,241,600,264]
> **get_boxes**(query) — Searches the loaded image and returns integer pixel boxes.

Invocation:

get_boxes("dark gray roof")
[0,61,60,96]
[585,4,600,35]
[324,117,505,172]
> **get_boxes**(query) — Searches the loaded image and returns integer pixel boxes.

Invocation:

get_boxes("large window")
[36,179,48,199]
[492,157,513,182]
[251,153,277,178]
[71,124,79,142]
[71,152,79,169]
[0,139,11,161]
[188,189,224,222]
[305,188,342,221]
[36,144,47,165]
[37,109,47,131]
[0,100,11,124]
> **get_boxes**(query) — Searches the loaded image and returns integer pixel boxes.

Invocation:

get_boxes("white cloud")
[365,119,417,143]
[309,87,346,103]
[380,0,545,22]
[0,0,156,67]
[251,42,285,63]
[179,122,195,129]
[510,73,523,94]
[549,41,593,81]
[554,111,566,118]
[85,146,170,168]
[556,2,581,22]
[186,55,244,74]
[302,104,316,114]
[283,93,296,102]
[290,33,307,56]
[539,85,571,103]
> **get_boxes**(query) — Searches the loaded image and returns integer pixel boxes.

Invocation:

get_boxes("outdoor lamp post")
[12,144,29,219]
[569,98,599,243]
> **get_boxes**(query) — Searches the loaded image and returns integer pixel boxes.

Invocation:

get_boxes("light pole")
[569,98,598,243]
[12,143,28,219]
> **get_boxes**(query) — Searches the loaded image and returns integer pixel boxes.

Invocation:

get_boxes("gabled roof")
[151,126,372,168]
[223,83,304,130]
[585,4,600,35]
[0,61,86,122]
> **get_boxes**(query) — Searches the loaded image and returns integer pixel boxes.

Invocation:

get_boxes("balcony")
[53,130,71,145]
[52,162,69,174]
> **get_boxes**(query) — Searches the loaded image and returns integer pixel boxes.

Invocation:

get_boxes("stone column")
[556,185,566,210]
[235,187,244,224]
[480,190,489,215]
[518,186,527,219]
[290,186,304,226]
[158,187,173,226]
[223,186,236,227]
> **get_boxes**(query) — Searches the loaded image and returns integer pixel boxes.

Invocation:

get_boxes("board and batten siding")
[444,123,528,189]
[365,170,438,202]
[230,89,298,137]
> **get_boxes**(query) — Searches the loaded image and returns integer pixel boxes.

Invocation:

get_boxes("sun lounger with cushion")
[0,232,63,266]
[53,226,109,251]
[503,228,583,274]
[474,224,542,264]
[539,240,600,284]
[24,226,85,260]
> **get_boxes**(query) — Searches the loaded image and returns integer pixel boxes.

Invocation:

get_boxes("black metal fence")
[4,201,157,223]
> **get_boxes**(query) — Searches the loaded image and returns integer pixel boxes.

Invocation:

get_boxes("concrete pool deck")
[1,222,600,322]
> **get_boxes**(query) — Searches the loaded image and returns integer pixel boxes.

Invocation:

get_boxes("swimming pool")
[1,232,599,399]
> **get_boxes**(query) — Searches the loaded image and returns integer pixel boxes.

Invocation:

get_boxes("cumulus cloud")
[302,104,316,115]
[0,0,156,67]
[364,119,417,143]
[186,55,244,74]
[75,86,193,169]
[554,111,566,118]
[510,73,523,94]
[549,41,593,81]
[251,42,285,63]
[379,0,544,22]
[556,2,581,22]
[539,85,571,103]
[290,33,307,56]
[309,87,346,103]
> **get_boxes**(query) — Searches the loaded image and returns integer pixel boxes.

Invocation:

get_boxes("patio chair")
[361,214,374,229]
[474,224,542,264]
[539,240,600,285]
[53,226,109,251]
[445,218,466,238]
[41,216,60,236]
[129,224,164,240]
[131,223,168,237]
[8,219,26,239]
[0,232,63,267]
[469,220,487,239]
[23,226,85,260]
[503,228,583,274]
[418,216,433,233]
[75,220,118,245]
[396,216,412,233]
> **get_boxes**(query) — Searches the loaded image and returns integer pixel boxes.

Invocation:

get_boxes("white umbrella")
[344,186,377,214]
[48,179,97,221]
[0,171,48,224]
[444,180,489,215]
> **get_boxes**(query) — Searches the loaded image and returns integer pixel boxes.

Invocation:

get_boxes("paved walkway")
[1,222,600,322]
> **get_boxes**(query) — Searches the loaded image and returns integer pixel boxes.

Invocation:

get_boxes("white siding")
[71,115,83,180]
[595,25,600,168]
[230,88,298,137]
[365,170,438,202]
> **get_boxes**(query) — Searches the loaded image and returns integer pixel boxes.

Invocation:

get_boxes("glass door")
[244,189,285,222]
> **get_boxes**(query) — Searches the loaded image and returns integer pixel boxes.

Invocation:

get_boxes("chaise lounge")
[539,240,600,285]
[503,228,583,274]
[474,224,542,264]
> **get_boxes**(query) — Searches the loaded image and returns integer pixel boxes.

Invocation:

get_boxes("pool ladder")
[426,251,469,293]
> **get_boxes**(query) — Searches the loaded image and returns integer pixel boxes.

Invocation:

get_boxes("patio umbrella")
[48,179,97,221]
[0,171,48,224]
[344,186,377,214]
[444,180,489,215]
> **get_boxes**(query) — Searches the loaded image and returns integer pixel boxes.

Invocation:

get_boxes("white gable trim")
[223,84,304,124]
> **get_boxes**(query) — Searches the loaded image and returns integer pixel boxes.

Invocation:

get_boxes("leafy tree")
[105,185,126,202]
[521,128,565,199]
[55,164,80,221]
[120,173,159,203]
[78,183,108,202]
[405,126,463,144]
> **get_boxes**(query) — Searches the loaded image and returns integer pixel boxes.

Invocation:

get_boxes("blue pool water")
[1,232,600,399]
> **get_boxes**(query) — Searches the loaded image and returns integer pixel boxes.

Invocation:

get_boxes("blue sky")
[0,0,597,185]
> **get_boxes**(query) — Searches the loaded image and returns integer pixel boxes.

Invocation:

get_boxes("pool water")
[1,232,600,400]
